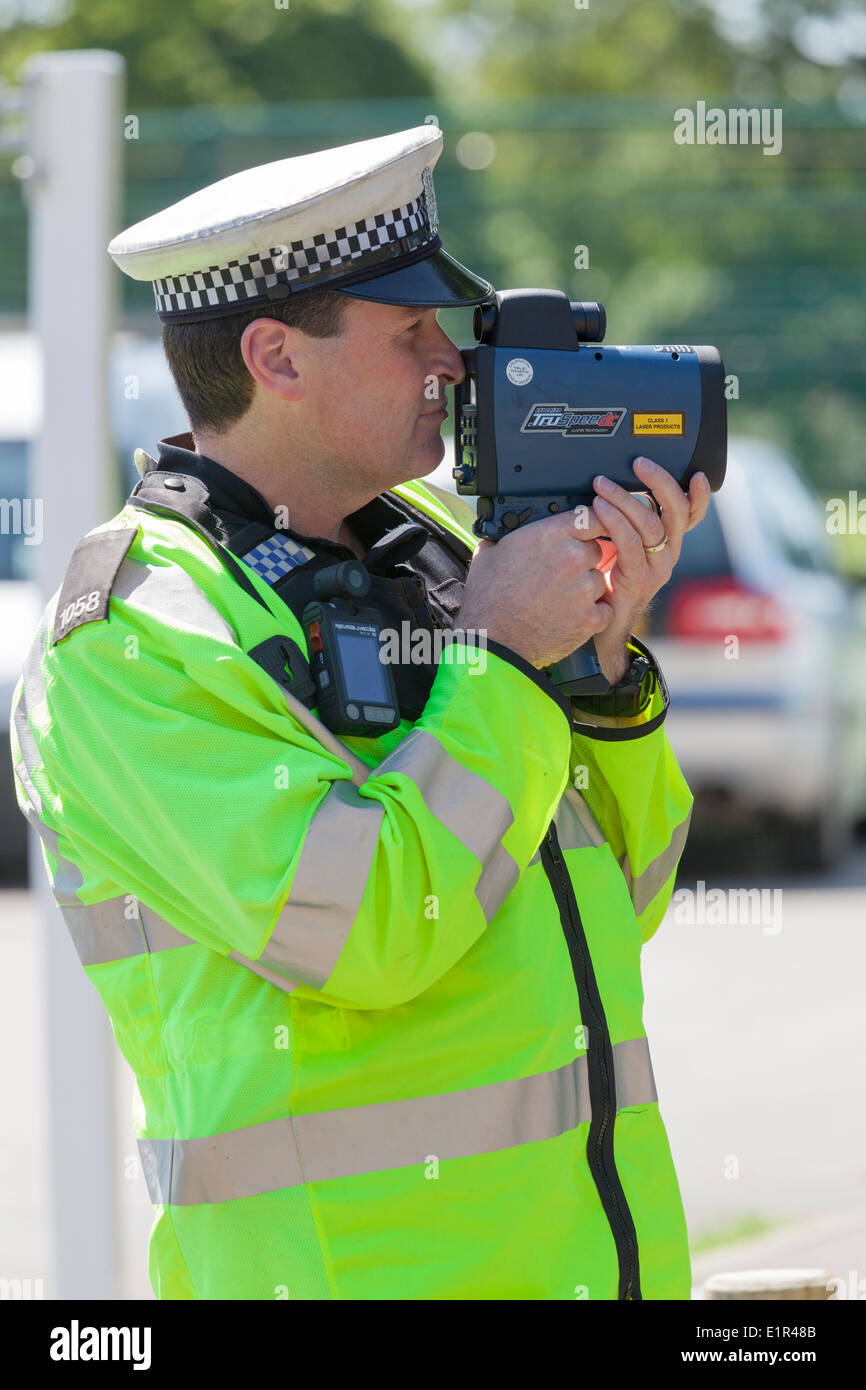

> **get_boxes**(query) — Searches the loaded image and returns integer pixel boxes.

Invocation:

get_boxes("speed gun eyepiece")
[570,300,606,343]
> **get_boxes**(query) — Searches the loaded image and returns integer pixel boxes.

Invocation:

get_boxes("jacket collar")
[155,432,406,555]
[156,433,277,529]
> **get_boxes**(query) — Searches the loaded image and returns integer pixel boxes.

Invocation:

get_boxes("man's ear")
[240,318,304,403]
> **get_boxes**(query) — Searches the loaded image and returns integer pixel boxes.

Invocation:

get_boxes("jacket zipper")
[133,481,640,1288]
[540,821,642,1300]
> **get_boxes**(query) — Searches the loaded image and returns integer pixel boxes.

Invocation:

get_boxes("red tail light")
[667,578,791,643]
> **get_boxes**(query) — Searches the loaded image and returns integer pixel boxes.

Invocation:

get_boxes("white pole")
[22,49,125,1300]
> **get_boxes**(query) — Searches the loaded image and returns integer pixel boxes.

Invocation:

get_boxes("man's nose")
[430,325,466,388]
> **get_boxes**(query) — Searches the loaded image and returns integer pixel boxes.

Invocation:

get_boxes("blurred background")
[1,0,865,1299]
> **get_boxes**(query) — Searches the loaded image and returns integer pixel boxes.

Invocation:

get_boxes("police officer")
[11,125,710,1300]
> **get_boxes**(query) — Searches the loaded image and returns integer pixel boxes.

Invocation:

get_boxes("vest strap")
[125,487,317,706]
[360,521,428,574]
[247,634,316,708]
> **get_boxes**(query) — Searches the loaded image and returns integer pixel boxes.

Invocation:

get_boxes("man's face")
[301,296,467,485]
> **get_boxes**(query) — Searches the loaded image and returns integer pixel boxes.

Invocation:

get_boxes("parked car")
[0,330,187,881]
[639,437,866,871]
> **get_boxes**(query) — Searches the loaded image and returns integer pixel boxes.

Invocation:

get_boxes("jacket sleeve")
[26,569,574,1009]
[568,638,693,944]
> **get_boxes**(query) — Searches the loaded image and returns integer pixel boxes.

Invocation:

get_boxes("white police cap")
[108,124,493,322]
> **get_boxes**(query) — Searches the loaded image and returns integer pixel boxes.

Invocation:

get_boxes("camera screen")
[336,630,391,704]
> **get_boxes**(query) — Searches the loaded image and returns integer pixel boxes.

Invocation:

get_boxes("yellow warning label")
[632,412,685,435]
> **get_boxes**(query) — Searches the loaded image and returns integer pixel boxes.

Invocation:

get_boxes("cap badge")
[421,166,439,235]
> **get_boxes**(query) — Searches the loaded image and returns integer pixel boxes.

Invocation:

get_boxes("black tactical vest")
[127,466,474,722]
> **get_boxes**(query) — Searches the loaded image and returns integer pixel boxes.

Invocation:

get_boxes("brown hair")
[161,289,349,434]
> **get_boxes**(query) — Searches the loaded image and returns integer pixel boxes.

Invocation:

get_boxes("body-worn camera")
[302,561,400,737]
[452,288,728,696]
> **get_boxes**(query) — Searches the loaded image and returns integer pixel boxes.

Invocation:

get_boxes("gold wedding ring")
[644,535,670,554]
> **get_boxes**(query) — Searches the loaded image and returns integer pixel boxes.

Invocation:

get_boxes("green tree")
[1,0,434,106]
[386,0,866,491]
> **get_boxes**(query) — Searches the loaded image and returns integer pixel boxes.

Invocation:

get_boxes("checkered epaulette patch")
[241,532,317,585]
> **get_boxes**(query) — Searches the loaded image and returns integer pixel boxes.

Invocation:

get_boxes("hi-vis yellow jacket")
[10,470,693,1300]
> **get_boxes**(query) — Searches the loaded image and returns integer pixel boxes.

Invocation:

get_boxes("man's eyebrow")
[384,305,437,330]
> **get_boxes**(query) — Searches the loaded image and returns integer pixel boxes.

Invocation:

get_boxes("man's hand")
[585,457,712,683]
[456,460,711,682]
[456,508,616,671]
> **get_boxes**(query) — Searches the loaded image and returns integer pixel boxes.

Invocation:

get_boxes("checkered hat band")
[154,193,433,315]
[241,532,317,585]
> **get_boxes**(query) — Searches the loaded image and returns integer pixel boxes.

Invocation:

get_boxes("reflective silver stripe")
[59,898,194,967]
[16,789,85,903]
[554,787,606,852]
[259,780,385,990]
[228,950,300,995]
[526,789,606,872]
[139,903,196,953]
[36,824,85,903]
[112,555,239,644]
[621,811,692,917]
[376,729,519,922]
[10,594,58,819]
[11,592,92,903]
[293,1055,592,1183]
[12,606,85,901]
[139,1117,306,1207]
[475,842,520,919]
[618,850,636,894]
[137,1037,657,1206]
[513,786,605,868]
[613,1035,658,1108]
[11,719,43,820]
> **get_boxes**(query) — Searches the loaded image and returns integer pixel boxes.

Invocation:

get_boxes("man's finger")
[685,472,712,530]
[592,496,646,570]
[632,457,691,555]
[591,475,667,547]
[570,503,611,540]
